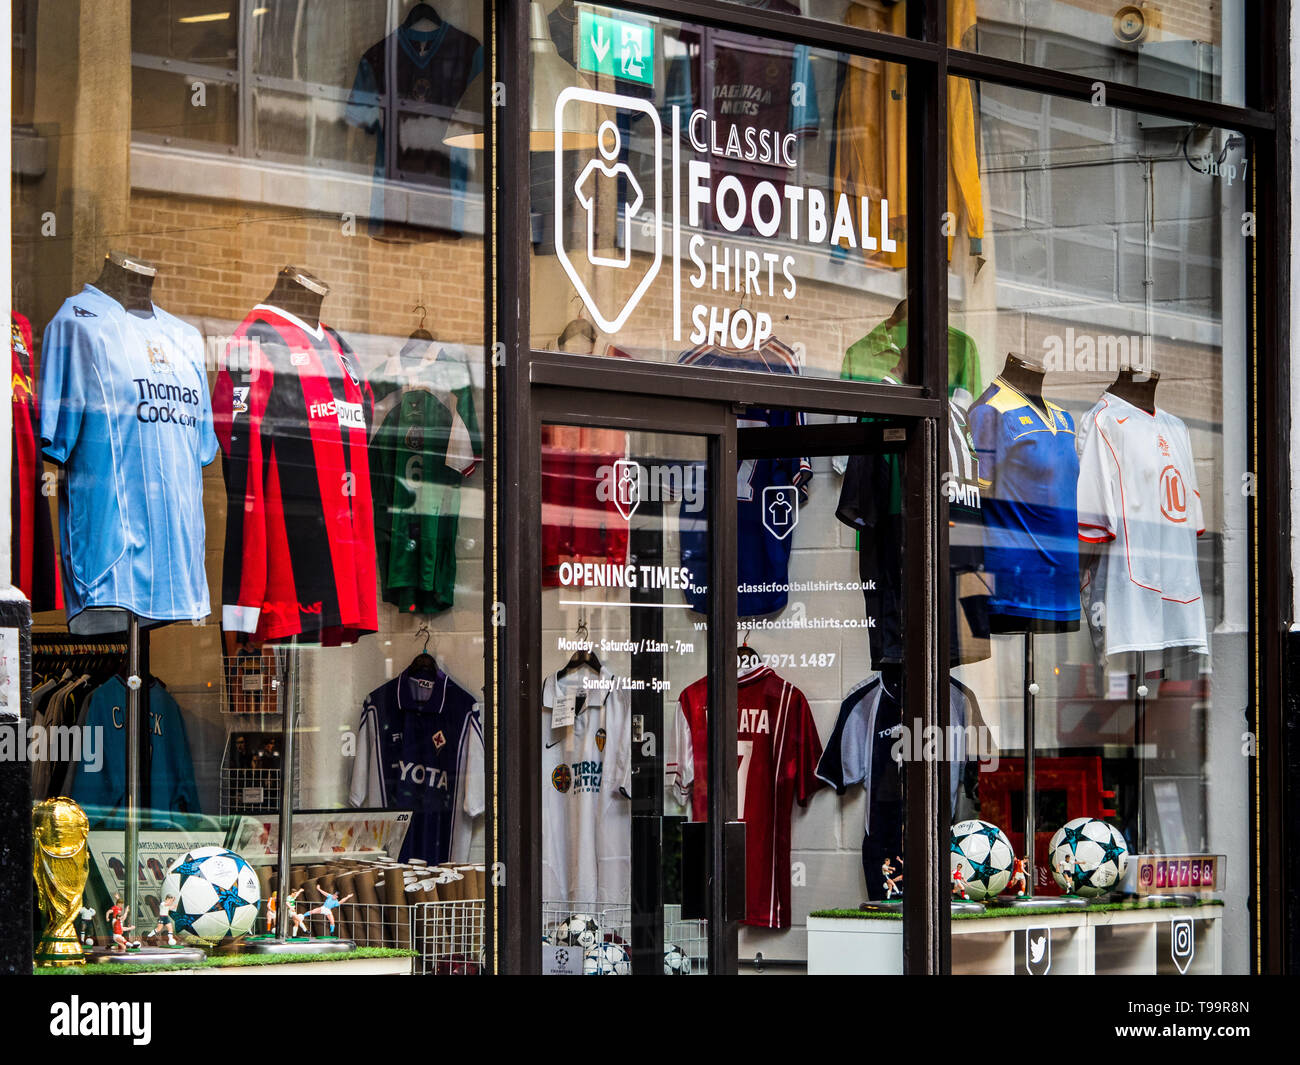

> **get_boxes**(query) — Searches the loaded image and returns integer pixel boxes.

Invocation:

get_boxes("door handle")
[680,820,746,923]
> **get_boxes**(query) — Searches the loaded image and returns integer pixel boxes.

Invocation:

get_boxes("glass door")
[533,390,735,975]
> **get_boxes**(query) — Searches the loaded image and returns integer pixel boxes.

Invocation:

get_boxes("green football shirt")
[370,363,479,614]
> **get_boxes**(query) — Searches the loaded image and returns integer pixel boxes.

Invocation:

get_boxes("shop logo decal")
[1025,928,1051,975]
[762,485,798,540]
[1171,917,1194,974]
[611,458,643,521]
[555,87,662,334]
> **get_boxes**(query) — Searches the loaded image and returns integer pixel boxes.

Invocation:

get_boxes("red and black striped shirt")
[214,305,377,646]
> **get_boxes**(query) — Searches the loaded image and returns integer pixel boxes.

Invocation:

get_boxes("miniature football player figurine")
[882,858,903,899]
[107,893,124,925]
[285,887,307,936]
[1008,856,1030,898]
[1055,854,1076,895]
[302,885,354,934]
[952,864,969,901]
[149,894,177,946]
[111,911,139,952]
[77,905,96,946]
[266,890,277,934]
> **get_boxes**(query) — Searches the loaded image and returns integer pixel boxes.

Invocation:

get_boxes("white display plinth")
[807,904,1223,975]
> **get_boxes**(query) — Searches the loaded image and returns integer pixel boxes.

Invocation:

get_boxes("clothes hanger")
[403,3,442,30]
[409,304,434,344]
[556,614,602,679]
[737,628,761,673]
[408,624,440,677]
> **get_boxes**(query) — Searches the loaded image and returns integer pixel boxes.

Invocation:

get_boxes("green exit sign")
[577,10,654,87]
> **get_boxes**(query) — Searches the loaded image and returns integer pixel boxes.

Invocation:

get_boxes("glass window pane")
[946,76,1247,974]
[708,0,912,36]
[530,3,932,383]
[971,1,1247,107]
[20,0,490,974]
[539,427,711,974]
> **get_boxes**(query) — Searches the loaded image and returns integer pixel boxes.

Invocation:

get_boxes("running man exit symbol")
[578,12,654,87]
[763,486,798,540]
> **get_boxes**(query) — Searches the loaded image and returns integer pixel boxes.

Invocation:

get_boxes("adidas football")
[160,847,261,945]
[583,940,631,975]
[664,942,692,975]
[1048,818,1129,897]
[950,819,1015,901]
[557,914,601,950]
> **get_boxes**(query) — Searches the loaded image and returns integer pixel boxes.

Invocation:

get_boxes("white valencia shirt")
[1076,392,1207,658]
[541,666,632,909]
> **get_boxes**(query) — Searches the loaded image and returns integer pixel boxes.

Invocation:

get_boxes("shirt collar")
[396,667,447,714]
[254,303,326,342]
[542,666,615,710]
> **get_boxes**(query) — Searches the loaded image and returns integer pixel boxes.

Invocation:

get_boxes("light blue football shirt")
[40,284,218,632]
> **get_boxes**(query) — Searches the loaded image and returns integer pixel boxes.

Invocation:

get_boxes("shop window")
[17,0,491,974]
[942,78,1248,975]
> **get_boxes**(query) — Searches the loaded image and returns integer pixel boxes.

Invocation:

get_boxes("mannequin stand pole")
[1004,632,1086,911]
[247,636,354,956]
[274,637,297,940]
[1024,633,1036,896]
[124,613,142,926]
[1134,650,1148,851]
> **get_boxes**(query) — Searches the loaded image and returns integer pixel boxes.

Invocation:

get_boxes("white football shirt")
[1076,393,1207,658]
[541,666,632,909]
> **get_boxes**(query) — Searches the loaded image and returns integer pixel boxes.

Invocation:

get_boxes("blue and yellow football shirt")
[968,377,1080,624]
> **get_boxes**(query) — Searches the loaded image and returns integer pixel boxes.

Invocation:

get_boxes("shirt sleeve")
[214,328,277,635]
[1183,430,1206,537]
[462,709,486,818]
[160,687,200,818]
[790,686,824,805]
[790,44,820,135]
[610,689,633,799]
[1076,407,1121,544]
[668,696,694,807]
[345,55,381,132]
[349,700,379,807]
[191,331,219,467]
[39,314,95,464]
[815,686,874,792]
[69,684,123,822]
[966,399,998,494]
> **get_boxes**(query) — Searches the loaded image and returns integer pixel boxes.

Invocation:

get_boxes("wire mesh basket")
[219,765,286,814]
[283,899,484,974]
[220,644,282,715]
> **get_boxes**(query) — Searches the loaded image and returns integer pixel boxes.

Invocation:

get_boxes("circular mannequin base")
[86,944,207,965]
[1001,895,1091,910]
[857,900,904,914]
[241,936,356,955]
[950,900,985,914]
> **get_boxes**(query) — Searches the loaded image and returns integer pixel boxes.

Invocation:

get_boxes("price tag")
[242,787,265,805]
[241,672,264,693]
[552,689,576,729]
[1106,671,1129,700]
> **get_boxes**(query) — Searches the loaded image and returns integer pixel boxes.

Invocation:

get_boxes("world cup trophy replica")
[32,797,91,967]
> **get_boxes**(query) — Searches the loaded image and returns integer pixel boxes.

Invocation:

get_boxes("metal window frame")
[486,0,1290,975]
